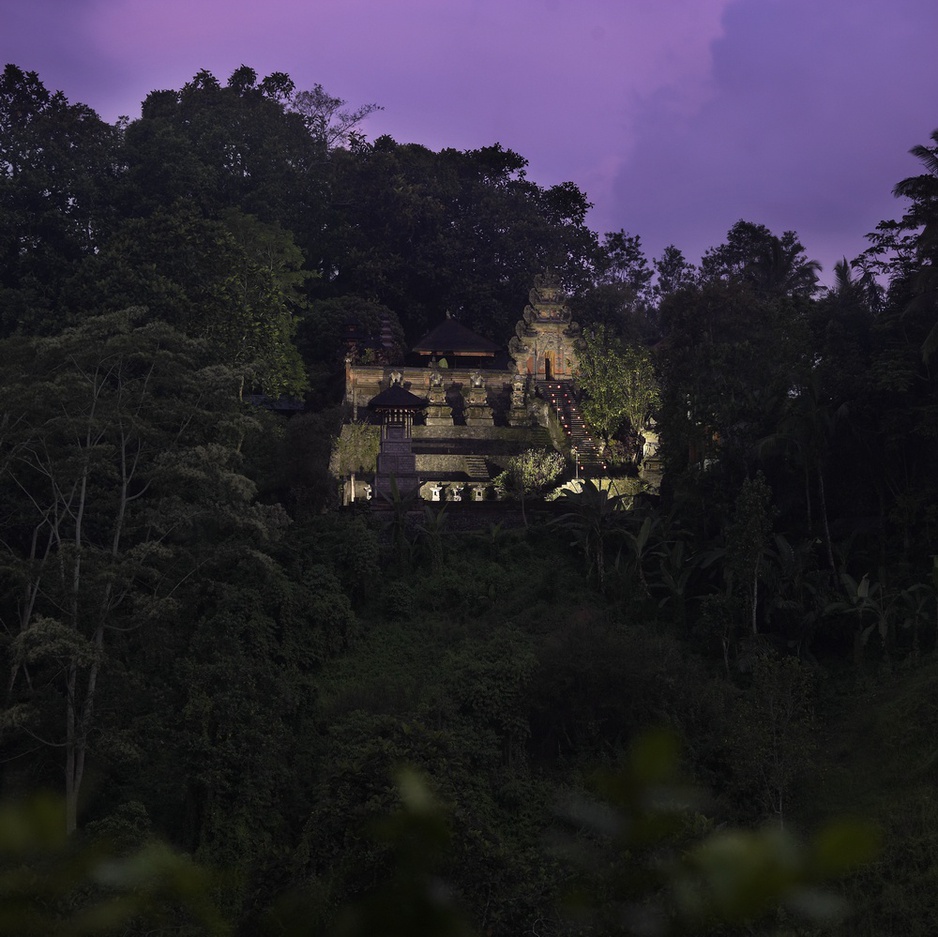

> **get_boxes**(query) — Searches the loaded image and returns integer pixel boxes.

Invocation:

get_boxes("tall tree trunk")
[752,561,760,634]
[595,535,605,592]
[803,462,813,532]
[65,661,78,834]
[816,464,836,574]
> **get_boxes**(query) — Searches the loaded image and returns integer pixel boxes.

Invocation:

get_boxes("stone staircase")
[464,454,491,481]
[538,381,605,476]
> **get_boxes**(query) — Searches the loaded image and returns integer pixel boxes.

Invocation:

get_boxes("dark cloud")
[3,1,133,110]
[608,0,938,277]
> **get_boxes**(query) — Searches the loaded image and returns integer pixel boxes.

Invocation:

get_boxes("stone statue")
[465,370,491,425]
[641,419,660,460]
[511,373,525,408]
[639,418,663,494]
[425,367,452,425]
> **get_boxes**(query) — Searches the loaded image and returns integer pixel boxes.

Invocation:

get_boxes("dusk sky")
[5,0,938,283]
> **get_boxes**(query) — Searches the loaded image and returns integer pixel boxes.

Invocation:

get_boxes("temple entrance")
[510,273,581,386]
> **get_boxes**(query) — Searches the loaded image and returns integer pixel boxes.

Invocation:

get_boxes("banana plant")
[652,535,706,633]
[894,581,936,664]
[551,479,626,592]
[762,533,826,657]
[823,571,907,667]
[618,512,663,596]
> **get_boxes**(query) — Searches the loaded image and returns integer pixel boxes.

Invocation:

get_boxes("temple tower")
[508,274,580,383]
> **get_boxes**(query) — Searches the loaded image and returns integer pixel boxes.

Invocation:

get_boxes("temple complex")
[337,275,603,503]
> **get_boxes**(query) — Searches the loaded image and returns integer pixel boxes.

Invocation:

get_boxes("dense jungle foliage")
[1,63,937,935]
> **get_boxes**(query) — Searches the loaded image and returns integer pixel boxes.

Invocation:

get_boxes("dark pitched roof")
[412,319,501,356]
[368,385,427,409]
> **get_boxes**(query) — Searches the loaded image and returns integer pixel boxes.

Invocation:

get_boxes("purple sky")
[5,0,938,283]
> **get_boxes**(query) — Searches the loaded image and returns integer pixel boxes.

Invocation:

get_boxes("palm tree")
[749,234,822,298]
[892,129,938,362]
[415,504,449,573]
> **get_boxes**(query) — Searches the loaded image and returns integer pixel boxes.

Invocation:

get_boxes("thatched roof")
[412,319,501,357]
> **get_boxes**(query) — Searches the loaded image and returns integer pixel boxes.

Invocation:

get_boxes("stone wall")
[346,364,521,425]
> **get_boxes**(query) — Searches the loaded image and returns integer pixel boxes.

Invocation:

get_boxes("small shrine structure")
[368,377,426,500]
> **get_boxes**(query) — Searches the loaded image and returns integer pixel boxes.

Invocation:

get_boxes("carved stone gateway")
[509,273,580,382]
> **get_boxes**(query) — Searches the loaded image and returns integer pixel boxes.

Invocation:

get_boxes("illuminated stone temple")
[338,275,595,503]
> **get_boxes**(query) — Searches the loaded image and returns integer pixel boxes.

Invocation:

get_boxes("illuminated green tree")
[576,326,660,447]
[495,448,565,526]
